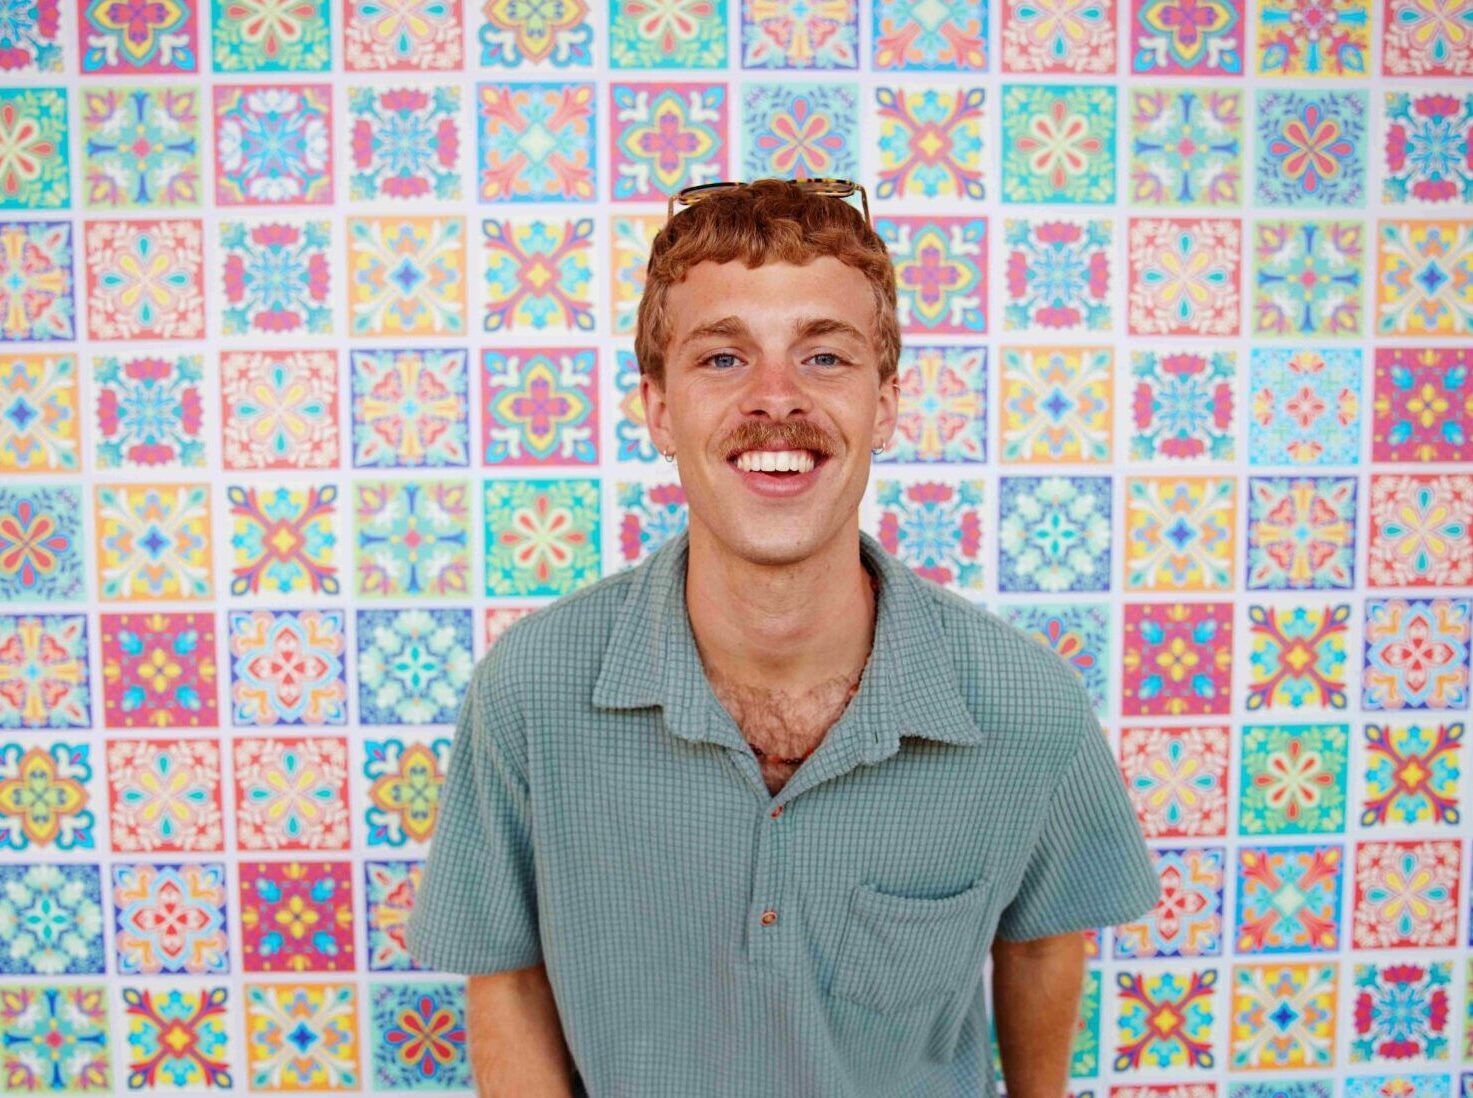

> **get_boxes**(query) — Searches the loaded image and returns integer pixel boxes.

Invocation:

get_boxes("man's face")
[640,256,898,568]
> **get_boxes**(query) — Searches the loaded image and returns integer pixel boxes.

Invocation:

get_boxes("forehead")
[664,258,877,339]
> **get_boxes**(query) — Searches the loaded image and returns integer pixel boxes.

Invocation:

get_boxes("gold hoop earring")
[663,449,676,463]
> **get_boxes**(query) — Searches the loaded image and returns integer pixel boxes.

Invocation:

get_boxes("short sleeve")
[406,639,543,974]
[995,717,1160,942]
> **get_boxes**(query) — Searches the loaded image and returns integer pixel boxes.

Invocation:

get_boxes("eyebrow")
[676,315,870,350]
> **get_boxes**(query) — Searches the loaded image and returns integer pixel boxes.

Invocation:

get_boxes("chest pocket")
[828,873,996,1015]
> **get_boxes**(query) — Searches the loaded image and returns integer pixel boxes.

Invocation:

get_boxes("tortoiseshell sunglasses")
[665,177,871,225]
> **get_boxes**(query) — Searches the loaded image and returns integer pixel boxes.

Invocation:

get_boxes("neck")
[683,520,878,693]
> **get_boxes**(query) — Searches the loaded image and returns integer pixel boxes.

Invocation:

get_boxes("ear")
[639,372,673,455]
[873,371,900,449]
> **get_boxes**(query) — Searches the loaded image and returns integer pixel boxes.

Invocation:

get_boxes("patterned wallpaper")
[0,0,1470,1094]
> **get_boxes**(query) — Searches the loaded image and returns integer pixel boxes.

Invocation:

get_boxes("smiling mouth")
[728,449,829,477]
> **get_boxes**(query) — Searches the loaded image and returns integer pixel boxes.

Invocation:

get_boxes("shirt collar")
[592,527,985,763]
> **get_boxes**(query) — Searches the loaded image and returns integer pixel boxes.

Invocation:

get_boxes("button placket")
[746,796,789,968]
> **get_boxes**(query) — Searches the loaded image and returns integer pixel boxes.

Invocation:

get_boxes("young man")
[407,179,1159,1096]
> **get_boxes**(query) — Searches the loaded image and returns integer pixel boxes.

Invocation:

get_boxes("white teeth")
[735,449,816,474]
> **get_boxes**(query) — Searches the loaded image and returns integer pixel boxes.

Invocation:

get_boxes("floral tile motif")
[998,603,1110,714]
[0,486,83,601]
[349,85,463,202]
[0,222,73,342]
[0,863,104,975]
[364,859,424,972]
[0,354,80,473]
[84,219,205,340]
[121,985,231,1090]
[477,0,593,65]
[1352,839,1460,949]
[1001,84,1116,204]
[1239,722,1348,835]
[93,483,212,601]
[1344,1079,1446,1098]
[344,0,462,69]
[214,85,331,205]
[226,484,339,597]
[610,0,726,66]
[484,478,601,596]
[239,859,354,972]
[0,89,67,209]
[1114,846,1225,959]
[1123,476,1237,592]
[997,476,1112,593]
[482,349,598,465]
[220,219,333,335]
[348,216,465,336]
[872,479,985,592]
[351,348,470,468]
[612,349,656,463]
[362,736,447,848]
[1234,844,1343,953]
[80,0,197,72]
[1255,90,1367,207]
[1127,218,1241,335]
[105,737,224,853]
[93,354,205,469]
[0,0,63,71]
[0,613,90,730]
[478,82,595,202]
[211,0,330,70]
[354,480,471,599]
[1247,348,1362,465]
[1361,720,1463,828]
[1128,89,1242,207]
[100,611,218,730]
[609,215,661,336]
[1113,968,1218,1070]
[1372,348,1473,462]
[1375,219,1473,338]
[873,0,985,68]
[482,218,594,333]
[741,0,858,67]
[611,83,727,200]
[356,608,474,725]
[875,86,984,199]
[370,980,471,1089]
[1002,0,1114,71]
[244,982,360,1091]
[615,481,688,565]
[1130,0,1243,72]
[1121,602,1233,717]
[883,346,987,464]
[227,609,348,727]
[1128,351,1236,463]
[1362,597,1472,712]
[1382,0,1473,74]
[1351,962,1451,1064]
[1368,473,1473,589]
[1003,220,1111,331]
[234,735,350,851]
[1246,602,1351,712]
[220,349,339,471]
[1119,724,1230,838]
[1245,478,1356,592]
[878,216,987,333]
[1252,220,1364,337]
[1071,969,1101,1075]
[0,985,110,1091]
[112,862,229,975]
[1228,963,1337,1070]
[1255,0,1370,74]
[0,742,93,851]
[741,83,859,181]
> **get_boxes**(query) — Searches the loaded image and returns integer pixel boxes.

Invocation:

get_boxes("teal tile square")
[609,0,728,67]
[484,478,602,596]
[1239,722,1349,835]
[1001,84,1116,204]
[211,0,331,71]
[0,88,68,209]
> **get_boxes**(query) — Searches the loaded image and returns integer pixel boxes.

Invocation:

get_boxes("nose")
[737,354,811,420]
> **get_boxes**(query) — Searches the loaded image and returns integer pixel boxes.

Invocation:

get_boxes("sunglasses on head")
[665,177,871,226]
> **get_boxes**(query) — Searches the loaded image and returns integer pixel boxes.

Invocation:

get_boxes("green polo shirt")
[407,528,1159,1097]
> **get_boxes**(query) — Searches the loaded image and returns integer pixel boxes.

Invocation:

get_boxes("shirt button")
[769,805,783,819]
[759,909,778,926]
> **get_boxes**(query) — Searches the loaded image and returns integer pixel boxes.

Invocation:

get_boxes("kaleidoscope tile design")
[0,89,67,209]
[479,0,593,64]
[1361,720,1463,828]
[243,982,360,1091]
[370,981,471,1089]
[1001,84,1116,203]
[226,484,339,597]
[211,0,330,70]
[1367,474,1473,589]
[1255,0,1369,74]
[1123,476,1237,591]
[99,611,218,730]
[0,0,63,71]
[0,486,82,601]
[1114,847,1225,959]
[344,0,462,69]
[611,83,727,200]
[0,863,104,975]
[999,603,1109,713]
[741,83,859,180]
[214,85,332,206]
[612,349,656,463]
[1352,840,1460,949]
[875,86,984,199]
[0,613,90,730]
[348,216,465,336]
[1350,962,1451,1064]
[227,609,348,727]
[80,0,197,72]
[1239,722,1348,835]
[239,859,354,972]
[609,215,660,336]
[1127,89,1242,207]
[1375,219,1473,337]
[1119,725,1231,838]
[1128,351,1236,462]
[355,608,474,726]
[1245,478,1357,591]
[483,218,594,332]
[234,736,351,851]
[1245,602,1351,711]
[1113,968,1218,1070]
[883,345,987,463]
[353,480,471,598]
[878,216,987,333]
[1362,598,1472,712]
[363,738,449,847]
[1247,348,1362,465]
[0,222,72,342]
[0,741,93,851]
[873,479,985,591]
[93,354,205,469]
[121,985,231,1090]
[1131,0,1243,71]
[219,219,333,335]
[1252,220,1364,338]
[112,862,229,975]
[0,985,110,1091]
[741,0,858,67]
[484,478,601,596]
[364,859,424,972]
[220,350,340,470]
[1121,602,1233,717]
[1127,218,1241,335]
[105,738,224,853]
[1372,348,1473,462]
[1384,93,1471,203]
[0,354,79,473]
[348,85,463,202]
[478,82,595,202]
[350,348,470,468]
[997,476,1112,593]
[84,219,205,340]
[1002,220,1111,331]
[482,349,598,465]
[1255,90,1367,207]
[1382,0,1473,74]
[1228,963,1337,1070]
[610,0,727,66]
[93,483,212,601]
[1234,844,1343,953]
[615,481,688,565]
[1002,0,1115,71]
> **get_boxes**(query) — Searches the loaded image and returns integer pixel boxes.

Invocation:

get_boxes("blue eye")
[809,352,845,367]
[704,352,740,369]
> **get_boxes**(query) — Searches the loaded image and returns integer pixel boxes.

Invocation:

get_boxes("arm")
[990,931,1087,1098]
[467,963,576,1097]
